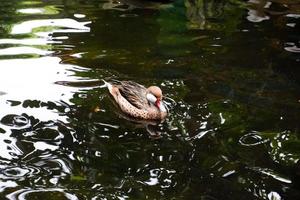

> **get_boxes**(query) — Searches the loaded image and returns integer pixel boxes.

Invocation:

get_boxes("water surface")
[0,0,300,199]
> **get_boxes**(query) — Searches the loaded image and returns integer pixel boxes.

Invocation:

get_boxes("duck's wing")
[114,81,149,109]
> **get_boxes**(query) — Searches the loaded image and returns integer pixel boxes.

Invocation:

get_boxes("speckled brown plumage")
[106,80,167,120]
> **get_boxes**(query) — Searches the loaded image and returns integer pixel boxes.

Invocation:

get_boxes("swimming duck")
[103,80,168,120]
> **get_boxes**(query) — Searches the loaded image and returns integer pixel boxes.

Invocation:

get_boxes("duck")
[103,80,168,120]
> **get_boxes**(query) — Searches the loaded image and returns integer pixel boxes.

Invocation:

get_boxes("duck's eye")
[146,93,157,104]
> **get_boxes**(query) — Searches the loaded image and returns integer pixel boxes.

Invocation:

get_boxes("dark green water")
[0,0,300,199]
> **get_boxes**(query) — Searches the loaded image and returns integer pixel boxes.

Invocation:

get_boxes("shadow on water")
[0,0,300,199]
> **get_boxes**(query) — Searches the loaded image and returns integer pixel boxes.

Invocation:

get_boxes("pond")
[0,0,300,199]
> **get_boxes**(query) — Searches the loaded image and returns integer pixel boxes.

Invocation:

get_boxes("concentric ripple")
[0,114,31,130]
[6,188,78,200]
[0,164,41,180]
[239,131,270,147]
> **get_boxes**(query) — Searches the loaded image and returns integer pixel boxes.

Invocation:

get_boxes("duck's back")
[114,81,149,109]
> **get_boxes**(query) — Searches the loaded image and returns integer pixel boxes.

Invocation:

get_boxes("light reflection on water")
[0,8,88,195]
[7,188,79,200]
[0,46,52,56]
[0,0,299,199]
[0,57,85,101]
[0,38,60,45]
[11,19,90,35]
[17,8,45,14]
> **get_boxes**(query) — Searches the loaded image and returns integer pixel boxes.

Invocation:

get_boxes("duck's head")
[146,86,167,112]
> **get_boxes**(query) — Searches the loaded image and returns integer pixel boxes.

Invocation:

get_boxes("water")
[0,0,299,199]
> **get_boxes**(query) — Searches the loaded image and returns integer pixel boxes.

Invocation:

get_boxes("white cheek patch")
[146,93,157,104]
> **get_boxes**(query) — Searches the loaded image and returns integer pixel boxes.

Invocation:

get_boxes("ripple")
[0,127,5,133]
[0,47,52,56]
[268,191,281,200]
[239,131,269,147]
[249,167,291,184]
[286,14,300,18]
[32,155,72,175]
[17,8,44,14]
[33,141,59,151]
[11,18,90,35]
[0,180,18,193]
[119,14,138,18]
[0,56,85,106]
[74,14,86,19]
[0,132,23,160]
[143,169,160,186]
[0,38,59,45]
[2,167,30,177]
[0,114,30,129]
[140,168,176,188]
[284,45,300,53]
[17,5,60,15]
[6,188,78,200]
[0,164,41,180]
[247,9,269,23]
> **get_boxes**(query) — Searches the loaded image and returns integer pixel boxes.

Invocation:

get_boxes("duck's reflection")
[114,107,164,138]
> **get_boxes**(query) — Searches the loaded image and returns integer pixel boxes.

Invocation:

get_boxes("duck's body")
[104,80,168,120]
